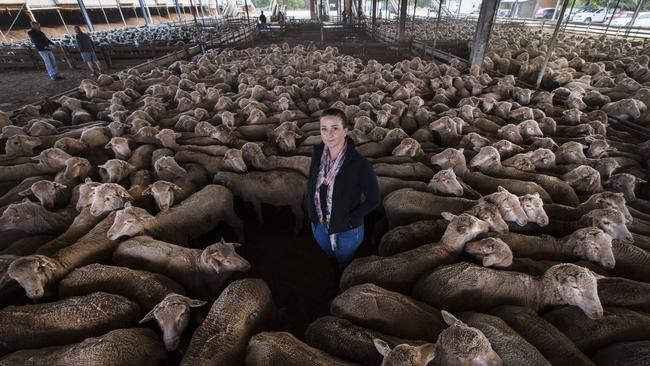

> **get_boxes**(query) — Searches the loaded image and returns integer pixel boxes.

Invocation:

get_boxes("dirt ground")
[0,59,150,113]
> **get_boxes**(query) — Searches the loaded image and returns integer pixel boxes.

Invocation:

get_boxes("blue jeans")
[38,50,58,79]
[311,223,364,271]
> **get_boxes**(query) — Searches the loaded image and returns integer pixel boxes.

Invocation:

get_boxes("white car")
[573,8,607,23]
[610,12,650,27]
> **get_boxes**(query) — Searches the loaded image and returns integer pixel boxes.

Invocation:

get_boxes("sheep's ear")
[53,182,67,189]
[142,186,152,196]
[170,183,183,192]
[84,177,93,183]
[441,212,456,221]
[373,338,391,357]
[421,343,437,364]
[104,141,113,149]
[532,192,540,197]
[441,310,461,326]
[139,307,157,324]
[117,187,133,199]
[18,188,32,197]
[497,186,508,193]
[123,201,133,209]
[184,297,208,307]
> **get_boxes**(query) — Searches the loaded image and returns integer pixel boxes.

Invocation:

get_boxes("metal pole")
[25,3,36,22]
[412,0,417,22]
[5,3,26,37]
[625,0,644,37]
[372,0,377,25]
[535,0,570,88]
[243,0,251,25]
[0,29,7,43]
[457,0,462,17]
[137,0,151,25]
[98,0,110,26]
[77,0,95,32]
[117,5,128,27]
[562,0,576,32]
[432,0,442,53]
[469,0,498,68]
[604,0,622,35]
[551,0,560,20]
[56,8,70,34]
[398,0,407,40]
[174,0,183,21]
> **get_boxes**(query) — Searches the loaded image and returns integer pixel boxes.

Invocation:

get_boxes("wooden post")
[62,45,74,69]
[56,8,70,34]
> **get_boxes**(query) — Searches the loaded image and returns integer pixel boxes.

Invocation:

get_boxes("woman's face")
[320,115,348,151]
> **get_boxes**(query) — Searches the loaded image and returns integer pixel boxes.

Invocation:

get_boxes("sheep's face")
[557,142,587,164]
[469,203,508,234]
[200,238,251,274]
[241,142,264,168]
[529,149,555,170]
[76,180,101,210]
[6,135,41,156]
[274,129,298,153]
[484,188,528,227]
[139,294,206,351]
[497,124,523,144]
[144,181,180,211]
[54,137,85,155]
[469,147,500,171]
[99,159,135,183]
[154,157,187,179]
[430,148,466,173]
[6,255,58,300]
[547,263,603,320]
[459,133,489,150]
[62,157,91,180]
[429,169,463,197]
[392,138,422,158]
[519,193,548,226]
[585,208,632,243]
[105,137,131,160]
[441,213,490,243]
[569,227,615,270]
[107,204,153,240]
[224,149,246,173]
[19,180,66,209]
[33,148,72,169]
[373,339,436,366]
[436,311,502,366]
[607,174,642,203]
[90,183,132,216]
[464,237,513,268]
[518,120,543,139]
[586,139,612,159]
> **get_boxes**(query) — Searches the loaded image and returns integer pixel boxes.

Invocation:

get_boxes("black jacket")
[306,137,380,234]
[27,29,54,51]
[75,32,94,52]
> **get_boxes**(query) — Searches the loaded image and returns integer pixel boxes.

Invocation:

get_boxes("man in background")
[74,26,102,77]
[27,21,64,80]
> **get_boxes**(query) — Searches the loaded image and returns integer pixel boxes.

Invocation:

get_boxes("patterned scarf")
[315,141,347,249]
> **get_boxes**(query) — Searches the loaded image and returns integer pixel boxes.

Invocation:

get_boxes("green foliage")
[284,0,308,9]
[251,0,271,8]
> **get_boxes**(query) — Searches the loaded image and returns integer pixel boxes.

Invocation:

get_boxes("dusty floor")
[0,59,149,113]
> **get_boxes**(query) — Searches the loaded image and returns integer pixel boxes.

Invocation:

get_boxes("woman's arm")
[349,159,380,222]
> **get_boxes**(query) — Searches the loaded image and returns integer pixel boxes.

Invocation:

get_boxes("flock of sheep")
[0,29,649,366]
[3,21,238,49]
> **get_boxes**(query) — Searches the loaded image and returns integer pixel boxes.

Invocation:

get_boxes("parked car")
[611,12,650,27]
[567,7,587,20]
[572,8,607,23]
[535,8,556,19]
[603,10,632,23]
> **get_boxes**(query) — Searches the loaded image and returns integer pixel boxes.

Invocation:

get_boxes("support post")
[412,0,417,22]
[432,0,442,54]
[117,5,128,27]
[56,8,70,34]
[625,0,644,38]
[562,0,576,32]
[174,0,183,22]
[604,0,622,34]
[137,0,152,25]
[535,0,570,88]
[310,0,316,19]
[372,0,376,26]
[25,3,36,22]
[243,0,251,25]
[77,0,95,32]
[97,0,110,26]
[398,0,408,41]
[469,0,498,68]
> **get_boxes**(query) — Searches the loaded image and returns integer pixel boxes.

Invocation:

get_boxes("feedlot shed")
[1,1,650,365]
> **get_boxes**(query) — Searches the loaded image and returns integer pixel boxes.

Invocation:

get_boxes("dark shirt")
[75,32,94,52]
[306,136,381,234]
[259,14,267,23]
[27,29,54,51]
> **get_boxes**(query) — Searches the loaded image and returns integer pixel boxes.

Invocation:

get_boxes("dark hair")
[74,25,81,31]
[320,108,349,129]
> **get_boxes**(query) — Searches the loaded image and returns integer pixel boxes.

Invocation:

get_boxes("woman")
[306,108,380,273]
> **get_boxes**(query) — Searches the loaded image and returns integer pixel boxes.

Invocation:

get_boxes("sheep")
[0,292,139,353]
[107,184,244,244]
[182,279,275,366]
[413,262,603,319]
[245,332,355,366]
